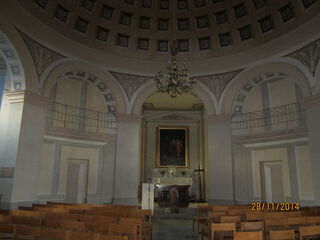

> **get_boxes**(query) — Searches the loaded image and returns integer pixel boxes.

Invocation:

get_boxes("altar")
[152,177,192,185]
[156,184,190,208]
[153,176,192,208]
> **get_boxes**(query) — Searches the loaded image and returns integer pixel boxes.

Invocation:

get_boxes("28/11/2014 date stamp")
[251,202,301,211]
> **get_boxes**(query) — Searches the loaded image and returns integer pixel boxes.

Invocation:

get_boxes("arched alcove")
[131,82,216,115]
[42,61,128,114]
[221,62,312,114]
[140,89,208,202]
[0,18,39,92]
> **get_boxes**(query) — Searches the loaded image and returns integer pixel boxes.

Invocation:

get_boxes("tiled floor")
[153,218,201,240]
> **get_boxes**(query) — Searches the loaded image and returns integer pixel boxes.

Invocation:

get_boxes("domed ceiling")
[18,0,319,62]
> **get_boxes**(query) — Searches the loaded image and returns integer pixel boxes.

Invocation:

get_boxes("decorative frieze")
[19,31,65,78]
[197,70,242,101]
[287,38,320,76]
[110,71,151,100]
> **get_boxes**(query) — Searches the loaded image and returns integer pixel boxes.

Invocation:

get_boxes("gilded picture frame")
[156,126,189,168]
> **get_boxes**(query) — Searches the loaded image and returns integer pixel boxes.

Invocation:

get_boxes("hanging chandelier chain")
[154,0,196,98]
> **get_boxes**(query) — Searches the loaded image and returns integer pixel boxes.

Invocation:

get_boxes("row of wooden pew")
[193,204,320,239]
[0,202,152,240]
[0,224,128,240]
[211,225,320,240]
[208,223,320,240]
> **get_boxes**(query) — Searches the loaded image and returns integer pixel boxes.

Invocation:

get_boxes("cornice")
[117,113,142,124]
[204,113,232,124]
[5,90,49,108]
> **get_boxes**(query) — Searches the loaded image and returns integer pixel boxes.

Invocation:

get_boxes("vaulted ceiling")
[18,0,320,62]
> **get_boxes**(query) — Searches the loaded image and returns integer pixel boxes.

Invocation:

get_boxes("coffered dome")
[18,0,320,63]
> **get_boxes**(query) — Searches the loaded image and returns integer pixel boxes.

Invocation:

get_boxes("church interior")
[0,0,320,239]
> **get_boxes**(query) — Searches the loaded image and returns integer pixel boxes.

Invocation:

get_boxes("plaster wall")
[269,79,297,108]
[242,86,263,113]
[85,83,107,112]
[305,104,320,204]
[295,144,314,201]
[55,78,81,108]
[11,100,47,203]
[207,121,234,204]
[0,95,20,204]
[38,143,54,195]
[113,120,141,205]
[232,144,253,203]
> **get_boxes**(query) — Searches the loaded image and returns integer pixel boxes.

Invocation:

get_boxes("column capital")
[204,113,232,124]
[5,91,49,108]
[302,94,320,109]
[116,113,142,124]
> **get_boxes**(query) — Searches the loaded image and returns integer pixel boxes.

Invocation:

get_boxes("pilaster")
[113,113,142,205]
[303,94,320,204]
[204,113,234,205]
[0,91,48,208]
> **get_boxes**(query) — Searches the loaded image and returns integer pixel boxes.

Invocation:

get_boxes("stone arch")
[131,81,217,115]
[42,61,127,114]
[0,59,6,105]
[0,16,38,92]
[231,72,290,114]
[0,31,26,91]
[221,62,312,114]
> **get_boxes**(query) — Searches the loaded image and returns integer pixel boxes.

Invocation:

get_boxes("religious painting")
[156,127,189,168]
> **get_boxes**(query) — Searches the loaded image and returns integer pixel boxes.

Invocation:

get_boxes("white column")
[205,114,234,205]
[0,91,48,208]
[113,114,141,205]
[304,94,320,205]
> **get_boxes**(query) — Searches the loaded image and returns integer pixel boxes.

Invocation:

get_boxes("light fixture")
[154,4,196,98]
[154,41,196,98]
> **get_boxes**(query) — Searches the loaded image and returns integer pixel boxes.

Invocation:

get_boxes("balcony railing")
[232,102,306,137]
[46,102,117,135]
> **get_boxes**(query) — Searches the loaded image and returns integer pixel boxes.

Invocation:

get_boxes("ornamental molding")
[197,70,243,101]
[157,114,195,121]
[5,90,49,108]
[110,71,152,100]
[18,31,66,78]
[287,38,320,76]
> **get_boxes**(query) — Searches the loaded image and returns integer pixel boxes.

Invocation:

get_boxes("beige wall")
[269,79,297,108]
[38,143,55,195]
[243,86,263,113]
[85,84,106,112]
[295,144,314,201]
[55,78,82,107]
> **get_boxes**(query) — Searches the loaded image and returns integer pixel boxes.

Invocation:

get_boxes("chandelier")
[154,40,196,98]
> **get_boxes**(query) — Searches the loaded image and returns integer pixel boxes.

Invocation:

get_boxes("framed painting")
[156,127,189,168]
